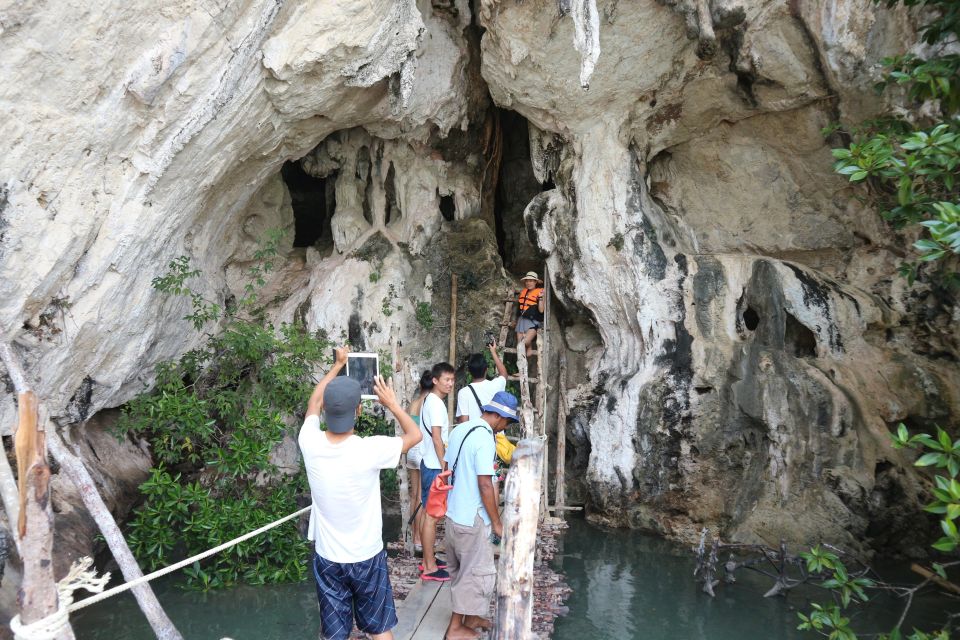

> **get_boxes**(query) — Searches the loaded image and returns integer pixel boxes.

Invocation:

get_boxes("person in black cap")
[298,347,422,640]
[443,390,519,640]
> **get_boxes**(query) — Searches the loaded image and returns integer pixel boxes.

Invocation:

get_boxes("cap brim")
[483,404,519,422]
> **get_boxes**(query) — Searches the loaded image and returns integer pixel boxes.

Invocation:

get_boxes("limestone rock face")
[0,0,957,583]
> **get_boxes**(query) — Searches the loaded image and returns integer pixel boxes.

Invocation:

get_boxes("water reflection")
[552,519,803,640]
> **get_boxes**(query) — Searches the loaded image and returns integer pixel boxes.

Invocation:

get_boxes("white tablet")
[345,352,380,400]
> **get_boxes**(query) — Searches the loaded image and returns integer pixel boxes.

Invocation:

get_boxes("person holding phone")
[299,347,422,640]
[456,340,515,464]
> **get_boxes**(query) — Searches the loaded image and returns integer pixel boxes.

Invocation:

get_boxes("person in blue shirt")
[442,391,519,639]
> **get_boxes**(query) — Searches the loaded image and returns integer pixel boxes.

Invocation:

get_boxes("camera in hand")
[484,330,495,346]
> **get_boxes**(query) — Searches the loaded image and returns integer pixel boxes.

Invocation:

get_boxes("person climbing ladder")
[514,271,545,357]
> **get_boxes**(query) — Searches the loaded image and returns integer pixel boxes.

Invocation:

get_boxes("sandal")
[421,568,451,582]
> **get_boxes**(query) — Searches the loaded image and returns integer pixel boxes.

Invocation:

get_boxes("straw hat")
[520,271,543,283]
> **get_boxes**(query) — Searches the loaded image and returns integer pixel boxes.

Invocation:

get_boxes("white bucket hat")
[520,271,543,283]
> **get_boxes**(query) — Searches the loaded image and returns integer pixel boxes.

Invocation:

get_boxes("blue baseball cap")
[323,377,361,433]
[482,391,519,423]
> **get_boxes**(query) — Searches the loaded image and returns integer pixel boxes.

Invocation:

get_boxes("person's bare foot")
[446,615,481,640]
[463,615,492,631]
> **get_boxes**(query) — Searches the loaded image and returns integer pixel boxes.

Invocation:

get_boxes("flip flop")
[421,568,451,582]
[417,559,448,571]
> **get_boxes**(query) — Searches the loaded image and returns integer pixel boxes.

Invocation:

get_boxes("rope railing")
[68,505,311,613]
[9,505,310,638]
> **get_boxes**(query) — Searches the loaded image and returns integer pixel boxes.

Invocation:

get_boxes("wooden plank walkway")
[395,580,449,640]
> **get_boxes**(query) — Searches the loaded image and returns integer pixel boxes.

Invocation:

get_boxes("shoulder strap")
[467,383,483,417]
[450,425,490,486]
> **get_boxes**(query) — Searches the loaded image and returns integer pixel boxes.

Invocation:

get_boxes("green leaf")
[916,452,943,467]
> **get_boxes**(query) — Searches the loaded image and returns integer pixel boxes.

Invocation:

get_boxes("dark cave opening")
[784,312,817,358]
[742,306,760,331]
[439,192,456,221]
[493,109,548,276]
[281,160,336,249]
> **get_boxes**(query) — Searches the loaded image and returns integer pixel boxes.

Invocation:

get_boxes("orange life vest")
[518,287,543,313]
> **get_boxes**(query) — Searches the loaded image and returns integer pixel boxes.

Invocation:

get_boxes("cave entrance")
[493,109,548,276]
[281,160,336,250]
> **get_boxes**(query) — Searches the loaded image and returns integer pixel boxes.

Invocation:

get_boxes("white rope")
[11,557,111,639]
[68,505,311,612]
[8,505,311,638]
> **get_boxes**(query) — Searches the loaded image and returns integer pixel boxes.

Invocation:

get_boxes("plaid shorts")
[312,550,398,640]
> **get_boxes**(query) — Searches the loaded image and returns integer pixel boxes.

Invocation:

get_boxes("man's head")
[431,362,455,398]
[481,391,519,432]
[323,377,362,433]
[466,353,488,381]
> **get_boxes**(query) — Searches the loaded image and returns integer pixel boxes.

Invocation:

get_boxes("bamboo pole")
[493,437,544,640]
[0,343,183,640]
[447,274,458,424]
[555,353,567,510]
[15,392,73,639]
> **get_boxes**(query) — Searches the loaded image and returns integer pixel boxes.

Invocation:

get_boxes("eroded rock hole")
[494,109,544,275]
[282,161,336,248]
[784,312,817,358]
[384,162,400,225]
[439,193,456,221]
[742,306,759,331]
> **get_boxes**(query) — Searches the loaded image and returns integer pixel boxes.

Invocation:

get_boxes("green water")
[72,517,948,639]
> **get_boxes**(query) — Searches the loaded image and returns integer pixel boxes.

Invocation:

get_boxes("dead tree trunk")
[46,430,183,639]
[494,438,544,640]
[15,391,74,640]
[390,328,414,555]
[0,343,183,640]
[515,339,536,440]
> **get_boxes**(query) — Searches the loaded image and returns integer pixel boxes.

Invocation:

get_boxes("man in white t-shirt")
[417,361,455,581]
[455,339,508,423]
[299,347,422,640]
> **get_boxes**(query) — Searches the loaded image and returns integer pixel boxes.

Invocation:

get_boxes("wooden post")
[515,339,535,440]
[447,274,458,424]
[0,343,24,556]
[0,343,183,640]
[555,354,568,510]
[536,268,549,519]
[15,392,74,639]
[390,328,414,555]
[493,438,544,640]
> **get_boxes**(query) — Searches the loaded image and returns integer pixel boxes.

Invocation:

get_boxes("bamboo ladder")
[496,266,552,518]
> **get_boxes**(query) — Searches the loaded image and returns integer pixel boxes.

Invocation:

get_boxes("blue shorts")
[311,550,397,640]
[420,462,441,507]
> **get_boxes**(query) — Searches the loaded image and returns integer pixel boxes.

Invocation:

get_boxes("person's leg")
[421,513,439,573]
[446,515,496,638]
[445,519,480,639]
[523,327,537,356]
[311,552,354,640]
[350,550,399,640]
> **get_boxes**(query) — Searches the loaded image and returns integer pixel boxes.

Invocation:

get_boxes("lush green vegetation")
[829,0,960,284]
[798,423,958,639]
[118,232,393,589]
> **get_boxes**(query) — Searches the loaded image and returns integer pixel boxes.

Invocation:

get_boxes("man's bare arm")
[489,339,508,379]
[478,476,503,537]
[306,347,348,417]
[374,376,422,453]
[431,426,446,470]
